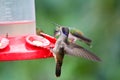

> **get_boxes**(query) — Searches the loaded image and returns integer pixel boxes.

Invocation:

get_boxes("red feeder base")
[0,33,56,61]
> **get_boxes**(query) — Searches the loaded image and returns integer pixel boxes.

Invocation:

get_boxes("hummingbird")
[50,27,69,77]
[54,25,92,47]
[36,28,43,36]
[51,27,101,77]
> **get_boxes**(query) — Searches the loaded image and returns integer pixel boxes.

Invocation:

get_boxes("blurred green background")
[0,0,120,80]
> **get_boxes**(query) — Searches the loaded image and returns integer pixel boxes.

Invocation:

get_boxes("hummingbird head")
[54,27,60,37]
[61,27,69,37]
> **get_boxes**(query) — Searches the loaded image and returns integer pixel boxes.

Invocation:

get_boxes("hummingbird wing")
[63,42,101,62]
[70,29,92,45]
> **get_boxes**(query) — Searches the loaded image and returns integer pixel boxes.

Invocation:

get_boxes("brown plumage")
[62,42,101,62]
[55,47,64,77]
[71,31,92,46]
[51,27,101,77]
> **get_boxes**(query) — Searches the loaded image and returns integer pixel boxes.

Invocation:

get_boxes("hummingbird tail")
[55,61,62,77]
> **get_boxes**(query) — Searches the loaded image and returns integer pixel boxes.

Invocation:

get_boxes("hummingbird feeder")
[0,0,55,61]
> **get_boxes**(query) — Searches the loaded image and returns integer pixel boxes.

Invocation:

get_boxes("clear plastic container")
[0,0,36,36]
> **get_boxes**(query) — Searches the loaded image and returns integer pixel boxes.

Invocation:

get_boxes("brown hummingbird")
[36,28,43,36]
[50,27,101,77]
[50,27,69,77]
[54,25,92,47]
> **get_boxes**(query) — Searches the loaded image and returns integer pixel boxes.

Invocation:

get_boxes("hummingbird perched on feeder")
[51,27,101,77]
[36,28,43,36]
[54,25,92,47]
